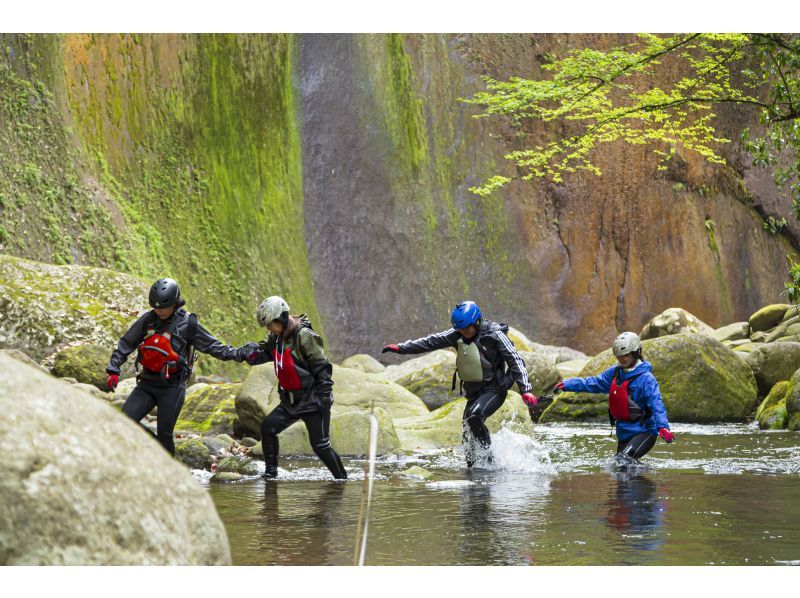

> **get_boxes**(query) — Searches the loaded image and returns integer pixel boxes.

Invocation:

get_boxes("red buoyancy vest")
[137,329,184,380]
[273,346,303,391]
[609,373,644,422]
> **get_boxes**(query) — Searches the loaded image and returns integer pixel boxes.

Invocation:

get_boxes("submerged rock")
[542,334,757,423]
[0,352,230,565]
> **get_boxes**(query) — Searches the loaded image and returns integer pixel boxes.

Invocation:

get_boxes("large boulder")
[786,370,800,431]
[234,364,277,439]
[340,354,386,374]
[272,408,401,456]
[0,353,230,565]
[506,327,534,351]
[555,358,590,378]
[394,391,530,451]
[176,383,241,436]
[749,304,791,333]
[526,343,588,364]
[383,349,455,382]
[267,366,429,420]
[0,254,149,362]
[764,315,800,343]
[518,351,563,396]
[541,334,757,423]
[640,307,714,340]
[710,322,749,343]
[755,381,790,430]
[174,438,212,470]
[0,348,49,373]
[51,343,124,390]
[395,359,458,411]
[744,342,800,396]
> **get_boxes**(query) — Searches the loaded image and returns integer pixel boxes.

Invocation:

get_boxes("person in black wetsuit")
[105,278,259,456]
[382,300,538,467]
[245,296,347,480]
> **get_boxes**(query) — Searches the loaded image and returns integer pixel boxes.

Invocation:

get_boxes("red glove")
[658,428,674,443]
[381,344,400,354]
[521,392,538,406]
[554,381,565,392]
[107,373,119,391]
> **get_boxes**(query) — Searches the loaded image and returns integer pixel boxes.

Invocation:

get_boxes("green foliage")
[784,255,800,304]
[763,215,788,235]
[464,33,799,198]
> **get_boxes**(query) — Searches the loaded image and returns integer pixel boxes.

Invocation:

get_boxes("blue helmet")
[451,301,482,329]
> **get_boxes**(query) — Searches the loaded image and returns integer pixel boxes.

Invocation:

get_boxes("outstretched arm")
[388,329,460,355]
[192,322,259,362]
[562,367,616,394]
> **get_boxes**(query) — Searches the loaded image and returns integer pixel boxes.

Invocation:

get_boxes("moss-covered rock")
[176,383,240,436]
[640,307,714,340]
[711,322,749,343]
[764,315,800,343]
[749,304,791,333]
[506,327,534,351]
[518,351,563,395]
[541,334,757,423]
[755,381,789,430]
[174,438,212,470]
[0,254,149,362]
[394,391,530,451]
[340,354,386,374]
[744,342,800,397]
[395,359,458,411]
[785,370,800,431]
[398,465,434,480]
[383,349,455,382]
[555,358,589,378]
[216,455,260,476]
[234,364,277,439]
[267,365,429,420]
[51,343,118,390]
[211,472,244,483]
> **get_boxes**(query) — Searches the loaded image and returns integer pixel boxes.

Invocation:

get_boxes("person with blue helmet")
[554,331,674,465]
[383,301,537,467]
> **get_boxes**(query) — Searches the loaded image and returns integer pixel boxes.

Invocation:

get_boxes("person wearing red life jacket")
[105,278,259,456]
[245,296,347,480]
[555,332,674,464]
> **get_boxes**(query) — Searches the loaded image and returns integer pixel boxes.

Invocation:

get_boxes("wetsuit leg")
[122,383,159,443]
[153,385,186,456]
[618,432,657,459]
[260,405,298,478]
[301,406,347,480]
[463,387,507,448]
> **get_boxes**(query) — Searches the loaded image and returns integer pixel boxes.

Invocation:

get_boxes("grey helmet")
[256,296,290,327]
[612,331,641,357]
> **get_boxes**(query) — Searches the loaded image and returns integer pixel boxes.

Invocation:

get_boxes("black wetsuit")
[107,308,257,455]
[395,320,532,465]
[617,432,657,460]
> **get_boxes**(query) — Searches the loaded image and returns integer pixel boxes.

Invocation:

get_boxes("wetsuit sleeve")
[191,322,259,362]
[299,329,333,403]
[106,312,151,374]
[397,329,459,354]
[494,331,532,394]
[562,366,616,394]
[642,374,670,430]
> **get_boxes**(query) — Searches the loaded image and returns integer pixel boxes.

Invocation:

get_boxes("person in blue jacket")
[555,331,674,463]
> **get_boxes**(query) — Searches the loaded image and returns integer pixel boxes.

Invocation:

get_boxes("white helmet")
[612,331,641,357]
[256,296,290,327]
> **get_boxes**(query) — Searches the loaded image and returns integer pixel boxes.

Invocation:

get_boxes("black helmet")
[149,278,181,308]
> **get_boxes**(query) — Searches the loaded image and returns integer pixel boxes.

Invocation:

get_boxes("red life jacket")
[273,345,304,391]
[608,368,644,422]
[136,312,197,380]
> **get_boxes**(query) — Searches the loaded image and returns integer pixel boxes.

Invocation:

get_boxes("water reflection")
[605,473,666,556]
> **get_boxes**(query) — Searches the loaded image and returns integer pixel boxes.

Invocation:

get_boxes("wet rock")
[749,304,791,333]
[711,322,749,343]
[0,353,230,565]
[240,437,258,448]
[340,353,386,374]
[51,344,118,390]
[174,438,212,470]
[755,382,789,430]
[211,472,244,483]
[395,392,530,451]
[640,307,714,340]
[395,359,458,411]
[234,364,276,439]
[383,349,455,382]
[785,370,800,431]
[216,455,260,476]
[542,334,757,423]
[744,342,800,396]
[398,465,433,480]
[176,383,241,436]
[0,254,149,363]
[276,408,401,456]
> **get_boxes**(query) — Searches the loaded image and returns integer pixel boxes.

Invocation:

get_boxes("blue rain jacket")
[562,361,670,442]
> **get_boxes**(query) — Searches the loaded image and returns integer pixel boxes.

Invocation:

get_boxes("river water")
[200,422,800,565]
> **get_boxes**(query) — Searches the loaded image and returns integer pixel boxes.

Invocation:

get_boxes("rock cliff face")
[1,34,796,363]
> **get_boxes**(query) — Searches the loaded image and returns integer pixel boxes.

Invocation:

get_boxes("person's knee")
[465,412,484,433]
[311,436,333,455]
[261,416,280,439]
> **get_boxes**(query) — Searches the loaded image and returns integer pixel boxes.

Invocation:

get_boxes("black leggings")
[122,381,185,456]
[617,432,658,459]
[260,404,347,480]
[462,386,507,450]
